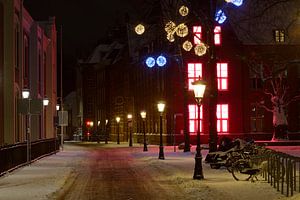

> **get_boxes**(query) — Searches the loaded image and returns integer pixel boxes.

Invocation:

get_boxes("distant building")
[78,0,300,144]
[0,0,57,146]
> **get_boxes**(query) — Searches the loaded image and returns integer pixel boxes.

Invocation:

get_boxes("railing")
[0,138,59,175]
[257,149,300,197]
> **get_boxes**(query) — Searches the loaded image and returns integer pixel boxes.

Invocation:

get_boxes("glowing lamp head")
[56,104,60,111]
[145,57,156,68]
[43,98,49,106]
[140,111,146,119]
[105,119,108,125]
[116,117,120,123]
[192,79,207,99]
[156,55,167,67]
[22,89,30,99]
[127,114,133,121]
[135,24,145,35]
[215,9,227,24]
[157,102,166,113]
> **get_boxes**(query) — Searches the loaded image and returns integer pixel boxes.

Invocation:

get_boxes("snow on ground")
[0,142,299,200]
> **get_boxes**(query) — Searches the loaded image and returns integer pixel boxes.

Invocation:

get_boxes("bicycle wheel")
[231,160,252,181]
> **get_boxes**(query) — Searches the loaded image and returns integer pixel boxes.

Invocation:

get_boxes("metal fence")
[0,138,59,175]
[257,149,300,197]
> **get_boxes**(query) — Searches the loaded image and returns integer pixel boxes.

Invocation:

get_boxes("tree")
[246,53,300,140]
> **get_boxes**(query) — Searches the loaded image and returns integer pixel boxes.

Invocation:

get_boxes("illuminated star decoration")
[225,0,243,6]
[215,9,227,24]
[156,55,167,67]
[145,57,156,68]
[135,24,145,35]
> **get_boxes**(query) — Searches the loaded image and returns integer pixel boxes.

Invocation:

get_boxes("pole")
[193,100,204,179]
[143,120,147,151]
[159,114,165,159]
[117,123,120,144]
[129,122,133,147]
[27,99,31,164]
[207,0,218,152]
[60,25,64,151]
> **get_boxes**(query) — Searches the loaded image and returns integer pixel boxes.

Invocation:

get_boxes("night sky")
[24,0,143,96]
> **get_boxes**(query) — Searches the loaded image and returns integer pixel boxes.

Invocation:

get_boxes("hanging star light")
[176,23,188,37]
[182,40,193,51]
[179,5,189,17]
[215,9,227,24]
[135,24,145,35]
[225,0,243,6]
[194,43,207,56]
[166,33,175,42]
[165,21,177,34]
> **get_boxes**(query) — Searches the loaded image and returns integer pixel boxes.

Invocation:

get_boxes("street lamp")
[21,89,49,164]
[116,117,120,144]
[192,79,207,180]
[157,102,165,160]
[140,111,147,151]
[127,114,133,147]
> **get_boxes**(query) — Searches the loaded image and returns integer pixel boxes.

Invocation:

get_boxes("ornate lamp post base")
[143,143,148,151]
[159,145,165,159]
[193,149,204,179]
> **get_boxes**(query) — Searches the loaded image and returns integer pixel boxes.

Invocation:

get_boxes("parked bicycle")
[230,147,285,182]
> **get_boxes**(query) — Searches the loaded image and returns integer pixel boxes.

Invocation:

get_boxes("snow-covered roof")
[86,41,125,65]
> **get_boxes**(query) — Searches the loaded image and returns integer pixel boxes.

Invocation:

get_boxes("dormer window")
[274,29,285,43]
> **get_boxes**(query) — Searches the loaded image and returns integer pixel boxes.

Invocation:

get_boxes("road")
[58,143,183,200]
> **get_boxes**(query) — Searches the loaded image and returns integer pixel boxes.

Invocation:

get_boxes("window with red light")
[214,26,221,45]
[193,26,202,44]
[188,63,202,90]
[188,104,203,134]
[217,104,228,133]
[217,63,228,91]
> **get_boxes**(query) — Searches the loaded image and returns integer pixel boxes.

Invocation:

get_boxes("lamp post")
[140,111,147,151]
[116,117,120,144]
[127,114,133,147]
[105,119,108,144]
[157,102,165,160]
[22,89,31,164]
[192,79,207,180]
[21,89,49,164]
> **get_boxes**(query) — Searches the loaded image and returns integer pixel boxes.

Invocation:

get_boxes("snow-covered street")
[0,142,299,200]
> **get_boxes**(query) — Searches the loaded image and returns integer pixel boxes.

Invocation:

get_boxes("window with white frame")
[217,63,228,91]
[188,63,202,90]
[217,104,228,133]
[193,26,202,44]
[214,26,221,45]
[189,104,203,134]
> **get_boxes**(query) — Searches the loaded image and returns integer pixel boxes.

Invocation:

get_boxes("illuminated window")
[188,63,202,90]
[189,104,203,134]
[193,26,202,44]
[217,104,228,133]
[214,26,221,45]
[274,30,285,43]
[217,63,228,90]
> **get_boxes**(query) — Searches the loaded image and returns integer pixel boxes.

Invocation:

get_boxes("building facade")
[0,0,57,147]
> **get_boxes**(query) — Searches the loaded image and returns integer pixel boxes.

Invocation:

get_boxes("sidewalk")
[0,143,84,200]
[0,142,299,200]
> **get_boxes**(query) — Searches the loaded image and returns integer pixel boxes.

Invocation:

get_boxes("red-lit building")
[78,1,300,144]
